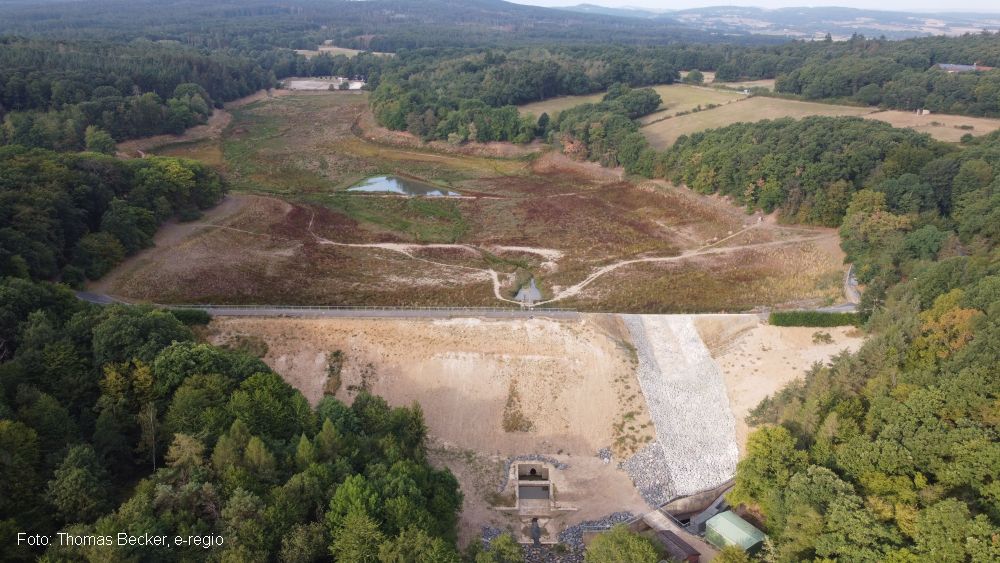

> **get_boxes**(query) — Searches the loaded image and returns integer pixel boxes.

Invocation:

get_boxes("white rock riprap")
[621,314,739,504]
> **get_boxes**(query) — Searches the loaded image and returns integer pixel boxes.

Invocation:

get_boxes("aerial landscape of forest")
[1,1,998,562]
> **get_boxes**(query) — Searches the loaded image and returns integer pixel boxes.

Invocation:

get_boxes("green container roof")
[705,511,766,551]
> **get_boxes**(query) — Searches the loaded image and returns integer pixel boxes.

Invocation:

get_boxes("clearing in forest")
[863,110,1000,142]
[518,83,745,120]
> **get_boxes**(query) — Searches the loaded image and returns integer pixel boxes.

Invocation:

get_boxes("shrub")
[769,311,859,327]
[167,308,212,326]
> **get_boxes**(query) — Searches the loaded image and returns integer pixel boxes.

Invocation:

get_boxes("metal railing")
[163,303,576,312]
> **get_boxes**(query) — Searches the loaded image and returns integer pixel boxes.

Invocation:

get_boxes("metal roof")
[704,511,765,551]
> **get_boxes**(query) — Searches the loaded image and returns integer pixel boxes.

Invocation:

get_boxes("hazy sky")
[514,0,1000,13]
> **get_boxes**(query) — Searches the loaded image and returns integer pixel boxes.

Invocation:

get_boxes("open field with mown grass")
[640,95,1000,149]
[641,96,873,149]
[293,45,393,58]
[863,110,1000,142]
[518,83,746,120]
[102,91,848,311]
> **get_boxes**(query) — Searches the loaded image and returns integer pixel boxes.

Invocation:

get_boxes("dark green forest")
[716,124,1000,562]
[0,283,467,561]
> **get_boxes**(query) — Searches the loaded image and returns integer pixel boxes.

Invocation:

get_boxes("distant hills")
[559,4,1000,40]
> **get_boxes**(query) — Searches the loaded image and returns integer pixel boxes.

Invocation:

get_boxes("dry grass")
[642,96,872,149]
[864,110,1000,142]
[713,78,777,91]
[502,380,534,433]
[562,234,845,312]
[637,85,746,125]
[105,92,848,310]
[294,46,393,58]
[518,83,744,120]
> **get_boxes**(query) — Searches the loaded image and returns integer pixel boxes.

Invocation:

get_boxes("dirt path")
[305,211,523,305]
[87,195,248,295]
[533,227,837,306]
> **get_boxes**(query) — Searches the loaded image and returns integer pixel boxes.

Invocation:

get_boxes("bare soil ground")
[204,314,652,545]
[693,315,865,453]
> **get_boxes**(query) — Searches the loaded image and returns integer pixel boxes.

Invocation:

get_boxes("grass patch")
[318,193,469,242]
[166,308,211,326]
[324,350,344,396]
[502,381,533,433]
[219,334,269,357]
[770,311,860,327]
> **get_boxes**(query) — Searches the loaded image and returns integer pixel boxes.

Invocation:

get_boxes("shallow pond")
[347,175,460,197]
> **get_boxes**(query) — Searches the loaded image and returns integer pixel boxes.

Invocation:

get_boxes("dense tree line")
[0,283,469,561]
[720,131,1000,561]
[0,38,278,150]
[0,0,768,51]
[0,147,225,284]
[548,84,662,168]
[370,47,684,143]
[775,33,1000,116]
[660,117,940,225]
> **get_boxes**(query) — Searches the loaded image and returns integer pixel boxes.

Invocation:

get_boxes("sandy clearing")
[206,314,654,545]
[694,315,865,454]
[206,315,639,454]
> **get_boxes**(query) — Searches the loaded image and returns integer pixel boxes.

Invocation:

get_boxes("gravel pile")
[557,511,635,550]
[480,526,503,546]
[496,454,569,493]
[621,314,739,500]
[523,546,584,562]
[595,447,612,463]
[619,441,675,506]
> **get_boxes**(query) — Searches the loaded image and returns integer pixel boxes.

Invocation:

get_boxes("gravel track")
[621,314,739,503]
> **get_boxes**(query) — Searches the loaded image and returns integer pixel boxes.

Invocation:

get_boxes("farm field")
[99,91,848,310]
[518,83,746,120]
[293,45,392,58]
[642,95,1000,148]
[714,78,777,91]
[864,109,1000,142]
[641,96,873,148]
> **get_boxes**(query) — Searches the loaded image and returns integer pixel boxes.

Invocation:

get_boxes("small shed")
[704,511,765,554]
[657,530,700,563]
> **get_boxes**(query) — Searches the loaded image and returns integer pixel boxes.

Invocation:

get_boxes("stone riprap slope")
[622,314,739,504]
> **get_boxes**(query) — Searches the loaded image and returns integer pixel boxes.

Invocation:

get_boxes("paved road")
[74,293,579,319]
[184,306,579,320]
[75,291,124,305]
